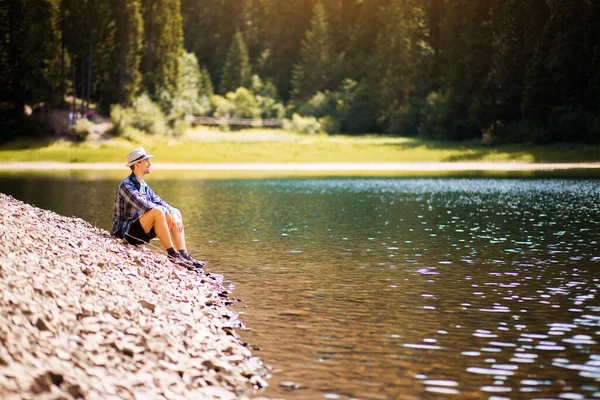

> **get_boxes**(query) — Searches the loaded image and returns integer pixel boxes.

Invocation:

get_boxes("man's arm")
[120,181,167,214]
[147,187,176,214]
[147,186,184,232]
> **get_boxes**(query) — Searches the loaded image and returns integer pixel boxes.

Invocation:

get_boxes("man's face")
[135,158,151,175]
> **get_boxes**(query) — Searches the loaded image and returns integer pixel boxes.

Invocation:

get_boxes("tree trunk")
[118,3,125,104]
[72,63,77,115]
[8,0,24,121]
[429,0,441,56]
[87,40,93,111]
[61,39,65,106]
[80,57,86,111]
[146,5,152,75]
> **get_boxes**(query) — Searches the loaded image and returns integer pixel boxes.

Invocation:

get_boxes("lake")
[1,171,599,399]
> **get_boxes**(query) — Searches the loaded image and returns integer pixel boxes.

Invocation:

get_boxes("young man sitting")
[110,147,205,270]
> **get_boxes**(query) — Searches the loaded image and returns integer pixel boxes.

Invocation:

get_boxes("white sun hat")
[125,147,154,167]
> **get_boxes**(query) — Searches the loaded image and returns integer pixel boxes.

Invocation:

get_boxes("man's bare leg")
[139,207,174,249]
[167,217,205,268]
[139,208,204,268]
[170,224,186,252]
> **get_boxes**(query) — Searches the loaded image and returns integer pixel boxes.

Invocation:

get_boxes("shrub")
[250,74,278,99]
[211,88,261,120]
[73,118,94,141]
[296,91,334,118]
[119,125,147,143]
[110,94,166,136]
[344,82,377,133]
[292,79,375,134]
[210,95,234,119]
[130,93,166,135]
[109,105,146,140]
[391,97,425,136]
[161,52,211,123]
[283,113,322,134]
[419,91,456,139]
[226,87,261,119]
[547,106,594,143]
[206,75,285,126]
[211,86,286,124]
[490,120,534,143]
[110,104,130,136]
[172,117,191,138]
[256,96,285,119]
[590,113,600,144]
[318,115,340,133]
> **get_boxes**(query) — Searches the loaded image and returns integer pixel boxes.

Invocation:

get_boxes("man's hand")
[166,209,184,233]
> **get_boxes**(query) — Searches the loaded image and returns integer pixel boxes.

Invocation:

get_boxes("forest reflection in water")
[1,173,599,399]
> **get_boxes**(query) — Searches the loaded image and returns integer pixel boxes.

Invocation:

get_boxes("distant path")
[1,161,600,171]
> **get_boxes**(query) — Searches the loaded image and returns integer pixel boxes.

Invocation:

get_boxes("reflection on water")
[1,174,600,399]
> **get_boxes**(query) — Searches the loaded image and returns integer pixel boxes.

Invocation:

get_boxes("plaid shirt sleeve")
[147,186,176,215]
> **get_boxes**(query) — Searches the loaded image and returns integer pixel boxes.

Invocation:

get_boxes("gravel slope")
[0,193,270,399]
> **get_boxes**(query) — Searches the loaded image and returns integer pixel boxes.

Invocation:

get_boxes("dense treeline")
[1,0,599,142]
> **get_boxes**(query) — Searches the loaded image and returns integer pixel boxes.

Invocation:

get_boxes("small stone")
[48,371,64,386]
[81,303,95,317]
[251,376,268,389]
[91,354,108,366]
[139,300,156,312]
[68,384,85,398]
[81,322,101,333]
[35,318,51,332]
[31,373,52,393]
[170,271,182,280]
[56,348,71,361]
[280,381,300,390]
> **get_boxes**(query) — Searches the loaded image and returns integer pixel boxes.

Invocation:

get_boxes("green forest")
[1,0,599,143]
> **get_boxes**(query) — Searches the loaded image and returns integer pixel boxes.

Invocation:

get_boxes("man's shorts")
[124,218,156,245]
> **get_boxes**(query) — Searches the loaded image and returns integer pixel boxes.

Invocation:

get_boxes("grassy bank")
[1,128,600,163]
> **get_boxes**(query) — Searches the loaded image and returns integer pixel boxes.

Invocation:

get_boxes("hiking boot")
[180,252,206,268]
[168,252,195,269]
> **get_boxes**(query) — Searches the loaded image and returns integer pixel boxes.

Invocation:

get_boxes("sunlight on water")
[1,175,599,399]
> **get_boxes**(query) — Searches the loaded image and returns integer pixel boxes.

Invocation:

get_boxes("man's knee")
[149,207,165,219]
[141,207,165,226]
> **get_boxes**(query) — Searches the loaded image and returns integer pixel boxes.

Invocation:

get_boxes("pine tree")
[368,0,433,133]
[291,2,335,102]
[116,0,144,105]
[201,66,214,97]
[523,0,600,142]
[486,0,549,134]
[0,2,11,92]
[345,0,391,80]
[322,0,362,54]
[219,31,252,94]
[1,0,28,125]
[60,0,112,112]
[432,0,495,139]
[239,0,267,59]
[25,0,63,108]
[141,0,184,99]
[182,0,239,81]
[264,0,314,100]
[2,0,63,123]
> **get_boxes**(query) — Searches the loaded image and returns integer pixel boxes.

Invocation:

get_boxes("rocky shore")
[0,193,270,399]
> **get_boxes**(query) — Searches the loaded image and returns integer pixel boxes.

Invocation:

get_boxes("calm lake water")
[1,171,600,399]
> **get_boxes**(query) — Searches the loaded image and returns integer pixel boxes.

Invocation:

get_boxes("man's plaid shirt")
[110,173,176,238]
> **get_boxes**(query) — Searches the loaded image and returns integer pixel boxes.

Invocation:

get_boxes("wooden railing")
[192,116,283,127]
